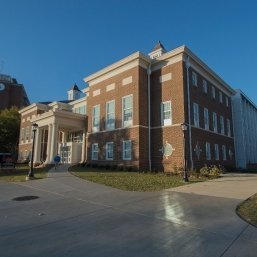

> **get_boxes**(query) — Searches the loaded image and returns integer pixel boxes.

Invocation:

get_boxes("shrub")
[209,165,221,178]
[92,163,98,168]
[200,165,210,177]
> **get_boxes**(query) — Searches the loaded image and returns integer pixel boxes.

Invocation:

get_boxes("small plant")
[200,165,210,177]
[209,165,221,178]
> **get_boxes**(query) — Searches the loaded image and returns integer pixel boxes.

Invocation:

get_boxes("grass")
[0,164,53,182]
[237,193,257,227]
[69,165,207,192]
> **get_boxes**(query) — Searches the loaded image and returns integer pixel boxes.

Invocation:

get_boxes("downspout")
[185,56,193,170]
[147,63,152,171]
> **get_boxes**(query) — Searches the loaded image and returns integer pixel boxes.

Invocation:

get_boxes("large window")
[162,101,172,126]
[123,140,132,160]
[206,142,211,160]
[25,127,30,140]
[106,142,114,160]
[192,72,197,86]
[91,143,98,160]
[74,105,86,115]
[220,116,225,134]
[92,105,100,132]
[122,95,133,127]
[212,86,216,99]
[222,145,227,160]
[106,100,115,130]
[227,119,231,137]
[213,112,217,132]
[193,103,199,127]
[214,144,219,160]
[204,108,209,130]
[203,80,208,94]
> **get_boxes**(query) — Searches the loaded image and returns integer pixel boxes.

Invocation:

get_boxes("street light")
[181,123,189,182]
[26,123,38,180]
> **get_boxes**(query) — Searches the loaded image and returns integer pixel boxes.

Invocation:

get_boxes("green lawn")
[237,194,257,227]
[0,164,53,182]
[69,165,207,192]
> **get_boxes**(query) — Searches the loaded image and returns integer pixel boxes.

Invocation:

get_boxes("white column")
[50,123,59,163]
[81,130,86,163]
[46,124,52,163]
[34,127,41,163]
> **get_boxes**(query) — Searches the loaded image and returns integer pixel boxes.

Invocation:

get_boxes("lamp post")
[181,123,189,182]
[27,123,38,180]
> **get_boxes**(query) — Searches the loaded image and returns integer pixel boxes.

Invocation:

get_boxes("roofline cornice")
[19,103,48,114]
[83,51,151,84]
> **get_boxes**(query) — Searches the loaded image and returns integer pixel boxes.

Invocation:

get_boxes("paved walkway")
[0,165,257,257]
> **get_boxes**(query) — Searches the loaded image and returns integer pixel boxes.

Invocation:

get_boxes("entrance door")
[60,146,71,163]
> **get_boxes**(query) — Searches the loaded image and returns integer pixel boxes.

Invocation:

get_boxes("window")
[192,72,197,86]
[226,97,229,107]
[203,80,208,94]
[212,86,216,99]
[123,140,132,160]
[214,144,219,160]
[21,128,25,141]
[106,142,114,160]
[91,143,98,160]
[222,145,227,160]
[25,127,30,140]
[162,101,172,126]
[204,108,209,130]
[206,142,211,160]
[219,92,223,103]
[106,100,115,130]
[74,105,86,115]
[193,103,199,127]
[220,116,225,134]
[227,119,231,137]
[92,105,100,132]
[122,95,133,127]
[213,112,217,132]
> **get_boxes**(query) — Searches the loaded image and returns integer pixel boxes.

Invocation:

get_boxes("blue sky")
[0,0,257,104]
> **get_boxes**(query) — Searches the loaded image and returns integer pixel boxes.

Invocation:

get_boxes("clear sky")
[0,0,257,104]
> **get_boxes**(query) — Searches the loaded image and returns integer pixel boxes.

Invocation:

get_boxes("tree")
[0,107,21,157]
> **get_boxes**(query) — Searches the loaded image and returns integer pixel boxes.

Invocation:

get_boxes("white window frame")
[204,108,209,130]
[213,112,217,132]
[21,128,25,141]
[227,119,231,137]
[122,95,133,127]
[106,142,114,160]
[203,80,207,94]
[192,71,197,86]
[220,116,225,134]
[91,143,98,160]
[123,140,132,160]
[212,86,216,99]
[25,127,30,141]
[193,103,199,127]
[206,142,211,160]
[219,92,223,103]
[161,101,172,126]
[214,144,219,160]
[106,100,115,130]
[222,145,227,160]
[92,105,100,132]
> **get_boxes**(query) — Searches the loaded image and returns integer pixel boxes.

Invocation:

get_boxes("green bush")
[200,165,210,177]
[209,165,221,177]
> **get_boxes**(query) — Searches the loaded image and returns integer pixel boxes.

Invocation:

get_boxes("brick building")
[18,43,236,171]
[0,74,30,110]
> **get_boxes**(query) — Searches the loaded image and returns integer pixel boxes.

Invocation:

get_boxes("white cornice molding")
[19,103,48,115]
[83,51,151,86]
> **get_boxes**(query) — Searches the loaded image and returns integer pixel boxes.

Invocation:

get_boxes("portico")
[31,109,87,164]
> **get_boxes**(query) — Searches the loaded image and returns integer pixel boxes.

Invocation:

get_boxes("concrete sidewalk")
[169,173,257,200]
[0,165,257,257]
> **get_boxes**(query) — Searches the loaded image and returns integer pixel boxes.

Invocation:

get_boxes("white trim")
[161,101,172,126]
[92,104,100,132]
[91,143,98,160]
[87,125,147,135]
